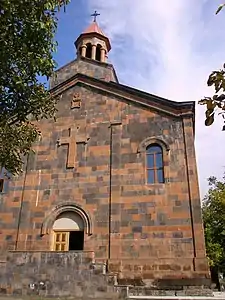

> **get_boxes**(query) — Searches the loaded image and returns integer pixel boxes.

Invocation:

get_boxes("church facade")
[0,19,209,280]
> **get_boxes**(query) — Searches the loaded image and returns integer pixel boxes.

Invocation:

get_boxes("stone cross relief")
[57,126,89,168]
[71,93,81,109]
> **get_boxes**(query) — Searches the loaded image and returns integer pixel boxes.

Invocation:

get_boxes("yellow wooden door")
[53,232,69,251]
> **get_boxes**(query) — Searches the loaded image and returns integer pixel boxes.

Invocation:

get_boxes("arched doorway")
[52,212,84,251]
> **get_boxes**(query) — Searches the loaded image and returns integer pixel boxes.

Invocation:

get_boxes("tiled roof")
[83,21,106,37]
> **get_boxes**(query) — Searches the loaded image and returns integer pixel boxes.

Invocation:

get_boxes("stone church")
[0,17,210,285]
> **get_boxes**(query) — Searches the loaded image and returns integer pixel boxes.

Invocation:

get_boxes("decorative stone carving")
[57,126,89,168]
[71,93,81,109]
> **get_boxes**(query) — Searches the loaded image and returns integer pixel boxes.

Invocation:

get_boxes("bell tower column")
[91,44,97,60]
[100,48,106,63]
[81,44,87,57]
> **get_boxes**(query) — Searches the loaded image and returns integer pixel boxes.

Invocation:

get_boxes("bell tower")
[75,11,111,63]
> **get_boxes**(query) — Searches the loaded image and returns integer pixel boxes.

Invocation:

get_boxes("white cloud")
[87,0,225,197]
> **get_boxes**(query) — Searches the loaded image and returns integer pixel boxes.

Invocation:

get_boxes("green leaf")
[205,113,214,126]
[202,176,225,272]
[206,100,216,110]
[0,0,70,175]
[205,108,214,118]
[216,4,225,15]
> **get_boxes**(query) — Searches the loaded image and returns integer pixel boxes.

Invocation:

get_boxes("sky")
[53,0,225,198]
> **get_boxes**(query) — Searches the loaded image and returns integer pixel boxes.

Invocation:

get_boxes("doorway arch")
[53,211,85,251]
[41,203,92,236]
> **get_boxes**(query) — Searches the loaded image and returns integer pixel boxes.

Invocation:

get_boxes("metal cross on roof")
[91,10,100,22]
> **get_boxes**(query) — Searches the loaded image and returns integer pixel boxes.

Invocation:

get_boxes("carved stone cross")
[71,93,81,109]
[57,127,89,168]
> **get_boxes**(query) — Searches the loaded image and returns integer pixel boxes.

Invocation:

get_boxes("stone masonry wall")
[0,251,116,298]
[49,56,118,89]
[0,58,208,280]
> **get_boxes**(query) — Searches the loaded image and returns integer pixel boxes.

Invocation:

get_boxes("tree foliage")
[202,176,225,273]
[0,0,70,175]
[199,4,225,129]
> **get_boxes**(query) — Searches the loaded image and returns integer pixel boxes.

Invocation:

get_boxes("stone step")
[0,298,118,300]
[114,284,213,298]
[127,297,223,300]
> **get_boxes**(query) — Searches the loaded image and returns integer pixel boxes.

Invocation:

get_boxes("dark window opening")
[79,46,82,56]
[69,231,84,251]
[146,144,164,184]
[96,44,101,61]
[86,43,92,59]
[0,179,4,193]
[0,167,10,193]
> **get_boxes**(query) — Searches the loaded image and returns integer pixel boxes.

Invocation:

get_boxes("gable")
[33,82,187,178]
[50,72,195,120]
[52,82,185,144]
[31,72,196,174]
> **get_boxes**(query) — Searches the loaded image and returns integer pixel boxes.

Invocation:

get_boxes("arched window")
[146,144,164,184]
[86,43,92,59]
[96,44,101,61]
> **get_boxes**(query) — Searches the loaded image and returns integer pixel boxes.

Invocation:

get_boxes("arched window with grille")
[146,144,164,184]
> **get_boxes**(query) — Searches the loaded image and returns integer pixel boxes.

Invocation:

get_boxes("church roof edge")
[50,72,195,118]
[109,80,195,111]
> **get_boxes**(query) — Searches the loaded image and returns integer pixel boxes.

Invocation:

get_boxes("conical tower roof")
[83,21,106,37]
[75,20,111,52]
